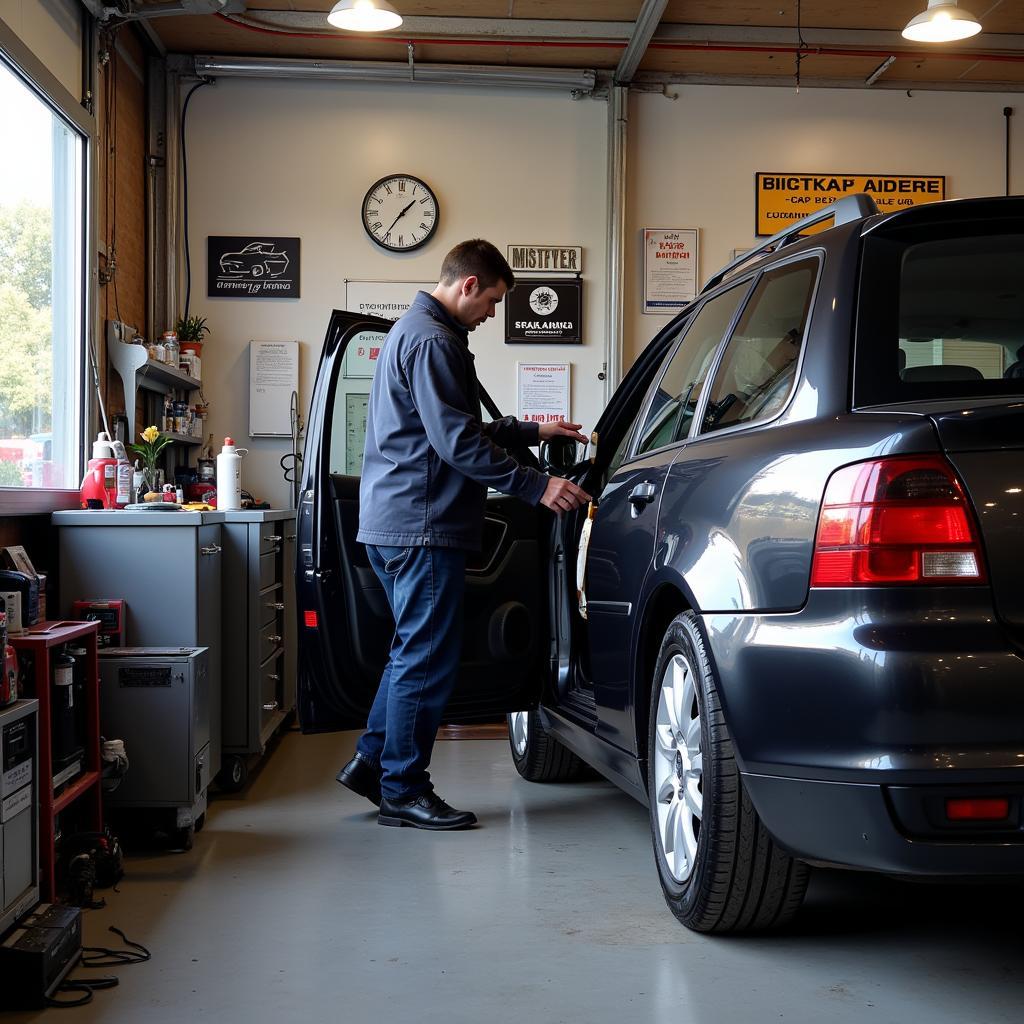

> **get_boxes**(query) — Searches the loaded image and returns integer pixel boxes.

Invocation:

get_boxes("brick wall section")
[98,28,148,437]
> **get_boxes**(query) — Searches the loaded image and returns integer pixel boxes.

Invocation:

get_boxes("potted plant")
[174,314,211,356]
[129,425,173,499]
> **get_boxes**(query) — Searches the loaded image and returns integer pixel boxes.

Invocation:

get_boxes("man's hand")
[538,420,589,445]
[540,477,591,515]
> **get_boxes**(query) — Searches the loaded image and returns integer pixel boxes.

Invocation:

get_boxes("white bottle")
[216,436,248,510]
[112,439,131,508]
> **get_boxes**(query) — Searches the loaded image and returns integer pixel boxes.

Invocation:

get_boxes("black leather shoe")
[336,753,382,807]
[378,792,477,831]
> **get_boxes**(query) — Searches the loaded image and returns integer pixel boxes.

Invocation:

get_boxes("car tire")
[251,264,265,278]
[507,709,587,782]
[647,611,809,933]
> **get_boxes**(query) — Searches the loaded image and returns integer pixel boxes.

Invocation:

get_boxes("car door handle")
[628,481,658,516]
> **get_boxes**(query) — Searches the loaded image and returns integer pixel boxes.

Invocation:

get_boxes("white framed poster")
[643,228,699,314]
[517,362,571,425]
[249,340,299,436]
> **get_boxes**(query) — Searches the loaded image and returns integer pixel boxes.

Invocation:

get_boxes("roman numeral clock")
[361,174,439,252]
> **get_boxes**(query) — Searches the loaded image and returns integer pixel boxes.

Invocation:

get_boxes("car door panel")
[297,309,545,733]
[585,450,676,749]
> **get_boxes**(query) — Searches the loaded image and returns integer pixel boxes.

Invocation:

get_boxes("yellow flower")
[142,425,160,444]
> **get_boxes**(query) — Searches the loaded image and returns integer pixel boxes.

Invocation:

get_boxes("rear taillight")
[304,610,319,628]
[810,455,986,587]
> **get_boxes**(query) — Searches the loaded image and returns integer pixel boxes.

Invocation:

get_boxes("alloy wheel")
[510,710,529,757]
[653,653,704,883]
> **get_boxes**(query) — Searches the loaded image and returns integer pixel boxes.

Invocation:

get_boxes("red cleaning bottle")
[79,432,118,509]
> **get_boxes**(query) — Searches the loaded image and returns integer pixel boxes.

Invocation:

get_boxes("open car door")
[296,309,547,732]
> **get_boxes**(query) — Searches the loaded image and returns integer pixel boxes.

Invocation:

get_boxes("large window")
[0,55,85,491]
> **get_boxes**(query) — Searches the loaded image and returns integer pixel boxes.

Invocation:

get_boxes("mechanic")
[336,239,591,830]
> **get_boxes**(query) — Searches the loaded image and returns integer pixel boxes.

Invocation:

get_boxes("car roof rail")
[701,192,880,294]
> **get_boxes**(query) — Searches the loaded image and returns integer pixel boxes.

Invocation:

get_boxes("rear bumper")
[743,772,1024,874]
[703,587,1024,873]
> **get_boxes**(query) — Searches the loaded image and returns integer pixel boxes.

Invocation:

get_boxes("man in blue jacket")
[337,239,590,830]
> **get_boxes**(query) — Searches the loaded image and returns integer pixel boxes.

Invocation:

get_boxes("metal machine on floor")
[98,647,210,849]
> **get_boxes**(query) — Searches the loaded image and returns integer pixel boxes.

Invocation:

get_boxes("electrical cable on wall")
[180,79,212,321]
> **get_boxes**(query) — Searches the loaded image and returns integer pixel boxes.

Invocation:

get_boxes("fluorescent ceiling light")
[327,0,402,32]
[902,1,981,43]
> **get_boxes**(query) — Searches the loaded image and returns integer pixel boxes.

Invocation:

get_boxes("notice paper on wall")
[249,340,299,436]
[517,362,571,424]
[643,228,699,314]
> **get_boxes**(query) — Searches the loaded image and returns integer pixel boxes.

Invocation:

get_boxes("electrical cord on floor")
[81,926,152,968]
[46,976,119,1008]
[44,927,151,1009]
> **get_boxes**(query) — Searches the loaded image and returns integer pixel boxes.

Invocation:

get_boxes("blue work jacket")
[356,291,547,552]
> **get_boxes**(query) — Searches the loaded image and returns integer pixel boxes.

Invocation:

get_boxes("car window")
[856,227,1024,406]
[700,258,818,434]
[633,284,749,457]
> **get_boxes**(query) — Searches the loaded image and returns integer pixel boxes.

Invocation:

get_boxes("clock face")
[361,174,439,253]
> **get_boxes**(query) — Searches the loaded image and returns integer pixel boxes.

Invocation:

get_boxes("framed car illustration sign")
[207,236,301,298]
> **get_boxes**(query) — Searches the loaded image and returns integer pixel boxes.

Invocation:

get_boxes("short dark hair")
[439,239,515,291]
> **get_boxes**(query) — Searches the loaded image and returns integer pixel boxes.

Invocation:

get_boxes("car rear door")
[296,310,546,732]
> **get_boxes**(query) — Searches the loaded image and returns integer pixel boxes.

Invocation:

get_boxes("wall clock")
[361,174,439,252]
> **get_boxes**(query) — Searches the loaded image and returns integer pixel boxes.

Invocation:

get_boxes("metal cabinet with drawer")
[219,510,296,789]
[54,510,224,785]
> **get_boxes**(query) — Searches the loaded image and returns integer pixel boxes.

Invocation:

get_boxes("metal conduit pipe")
[604,85,628,399]
[192,55,598,93]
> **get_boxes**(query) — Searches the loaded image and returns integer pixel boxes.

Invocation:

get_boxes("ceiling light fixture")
[901,1,982,43]
[327,0,402,33]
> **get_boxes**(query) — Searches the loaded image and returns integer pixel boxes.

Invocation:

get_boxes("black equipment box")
[0,903,82,1008]
[0,571,39,627]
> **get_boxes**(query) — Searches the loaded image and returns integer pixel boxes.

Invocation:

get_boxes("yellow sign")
[755,173,946,236]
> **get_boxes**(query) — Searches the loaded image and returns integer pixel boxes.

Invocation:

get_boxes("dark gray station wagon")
[298,194,1024,932]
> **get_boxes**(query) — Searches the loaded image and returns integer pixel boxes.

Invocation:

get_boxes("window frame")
[695,251,824,441]
[0,21,96,514]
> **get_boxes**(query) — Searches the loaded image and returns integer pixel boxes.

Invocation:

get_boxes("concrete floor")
[14,730,1024,1022]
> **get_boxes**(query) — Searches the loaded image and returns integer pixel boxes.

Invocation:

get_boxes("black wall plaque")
[505,278,582,344]
[208,236,301,298]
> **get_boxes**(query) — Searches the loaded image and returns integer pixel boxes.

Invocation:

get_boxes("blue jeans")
[356,544,466,801]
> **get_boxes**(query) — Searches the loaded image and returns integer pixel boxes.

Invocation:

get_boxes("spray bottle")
[216,437,248,510]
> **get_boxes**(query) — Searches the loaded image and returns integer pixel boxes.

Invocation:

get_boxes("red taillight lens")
[304,610,318,628]
[810,455,986,587]
[945,797,1009,822]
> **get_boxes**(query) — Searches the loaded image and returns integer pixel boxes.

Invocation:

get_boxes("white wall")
[185,77,609,508]
[625,86,1024,365]
[0,0,82,99]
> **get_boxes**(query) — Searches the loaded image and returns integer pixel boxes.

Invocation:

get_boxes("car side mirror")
[540,435,579,473]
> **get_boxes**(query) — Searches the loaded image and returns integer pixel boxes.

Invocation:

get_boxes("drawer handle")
[267,634,282,644]
[266,601,285,611]
[263,701,279,712]
[267,674,280,682]
[266,534,283,543]
[200,544,222,556]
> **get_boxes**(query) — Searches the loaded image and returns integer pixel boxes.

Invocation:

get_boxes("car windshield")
[856,228,1024,405]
